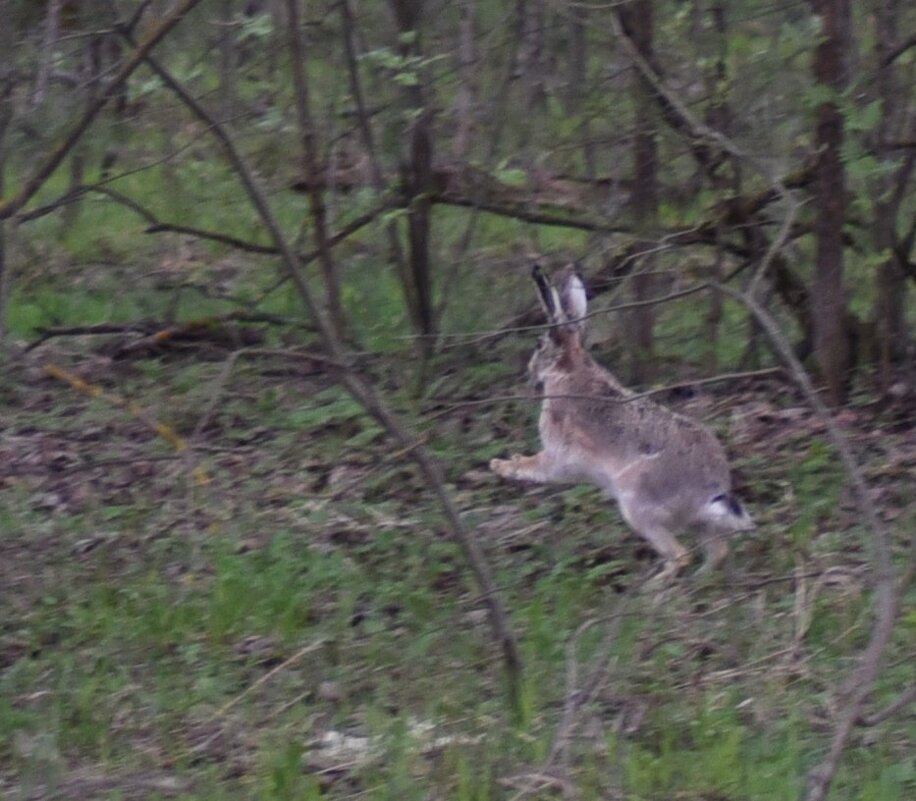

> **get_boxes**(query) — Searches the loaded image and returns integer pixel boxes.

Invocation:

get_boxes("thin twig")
[215,639,325,720]
[508,595,634,801]
[189,639,326,756]
[423,368,782,422]
[191,346,347,439]
[129,39,524,715]
[192,348,250,440]
[0,0,204,221]
[713,283,899,801]
[609,11,801,298]
[855,685,916,727]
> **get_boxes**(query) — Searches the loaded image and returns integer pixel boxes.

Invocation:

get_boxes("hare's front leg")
[490,452,566,484]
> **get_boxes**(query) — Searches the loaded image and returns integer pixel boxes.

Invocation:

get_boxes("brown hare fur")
[490,265,753,580]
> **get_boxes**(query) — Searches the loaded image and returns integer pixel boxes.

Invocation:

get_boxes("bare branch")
[143,222,278,253]
[610,10,802,298]
[120,0,154,38]
[433,193,631,234]
[713,284,899,801]
[0,0,204,221]
[20,181,395,263]
[856,685,916,727]
[128,37,524,716]
[422,369,781,426]
[880,31,916,67]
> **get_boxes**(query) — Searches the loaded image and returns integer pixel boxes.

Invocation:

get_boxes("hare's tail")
[704,492,755,531]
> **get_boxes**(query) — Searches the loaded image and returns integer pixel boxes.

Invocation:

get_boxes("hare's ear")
[558,267,587,327]
[532,264,563,325]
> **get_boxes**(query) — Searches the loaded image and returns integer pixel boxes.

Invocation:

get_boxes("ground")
[0,339,913,800]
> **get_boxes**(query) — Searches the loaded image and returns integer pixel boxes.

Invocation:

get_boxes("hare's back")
[588,393,731,494]
[546,367,731,489]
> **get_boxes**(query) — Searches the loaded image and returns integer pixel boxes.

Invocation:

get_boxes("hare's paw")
[490,455,521,478]
[646,550,692,589]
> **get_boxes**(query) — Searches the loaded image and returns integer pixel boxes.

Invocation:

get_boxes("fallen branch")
[43,362,208,486]
[25,313,302,355]
[25,322,154,352]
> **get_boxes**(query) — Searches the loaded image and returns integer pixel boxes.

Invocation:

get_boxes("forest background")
[0,1,913,800]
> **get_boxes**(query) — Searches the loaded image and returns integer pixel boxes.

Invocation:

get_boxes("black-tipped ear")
[531,264,559,322]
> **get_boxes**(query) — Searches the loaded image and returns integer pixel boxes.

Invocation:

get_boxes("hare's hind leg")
[490,452,567,484]
[696,527,730,574]
[618,503,691,579]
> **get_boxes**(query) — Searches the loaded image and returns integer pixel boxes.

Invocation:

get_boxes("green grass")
[4,346,912,800]
[3,116,913,801]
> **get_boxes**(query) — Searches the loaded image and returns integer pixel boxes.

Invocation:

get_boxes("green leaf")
[495,168,528,188]
[844,99,883,132]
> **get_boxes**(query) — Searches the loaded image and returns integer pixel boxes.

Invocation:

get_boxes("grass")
[2,126,913,801]
[2,336,912,800]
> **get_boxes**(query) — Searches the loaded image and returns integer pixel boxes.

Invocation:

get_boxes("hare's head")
[528,264,588,388]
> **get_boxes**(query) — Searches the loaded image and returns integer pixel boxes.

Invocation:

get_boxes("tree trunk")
[521,0,547,117]
[218,0,238,120]
[389,0,436,361]
[32,0,61,108]
[567,5,595,178]
[872,0,911,390]
[809,0,851,405]
[618,1,658,384]
[703,1,735,372]
[0,78,12,349]
[285,0,346,338]
[452,0,475,161]
[339,0,411,320]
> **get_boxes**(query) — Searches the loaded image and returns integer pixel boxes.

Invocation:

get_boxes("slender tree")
[872,0,913,389]
[388,0,436,362]
[809,0,852,404]
[286,0,346,337]
[617,0,658,384]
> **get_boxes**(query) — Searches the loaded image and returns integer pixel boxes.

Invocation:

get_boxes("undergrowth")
[1,338,912,800]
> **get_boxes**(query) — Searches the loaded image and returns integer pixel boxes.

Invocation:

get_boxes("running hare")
[490,265,753,579]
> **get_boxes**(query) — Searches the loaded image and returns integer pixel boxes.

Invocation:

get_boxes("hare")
[490,265,753,579]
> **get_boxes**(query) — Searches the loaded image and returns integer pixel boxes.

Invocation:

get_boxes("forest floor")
[1,338,914,801]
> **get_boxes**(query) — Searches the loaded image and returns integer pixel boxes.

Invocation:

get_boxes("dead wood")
[24,314,301,356]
